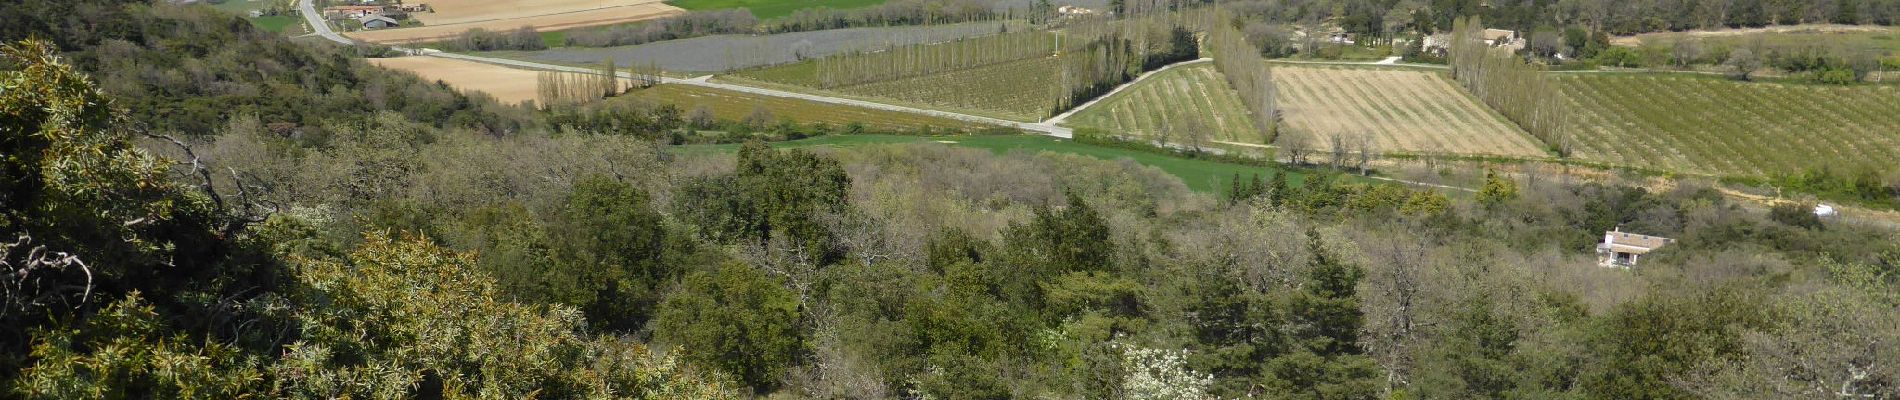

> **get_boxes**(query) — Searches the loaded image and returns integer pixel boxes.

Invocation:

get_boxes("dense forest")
[5,1,1900,399]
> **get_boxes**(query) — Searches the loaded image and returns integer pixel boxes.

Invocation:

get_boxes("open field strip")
[1272,65,1546,157]
[368,56,545,104]
[1064,63,1262,144]
[505,22,1019,73]
[624,84,996,132]
[1611,24,1900,51]
[667,0,887,19]
[1556,73,1900,177]
[345,0,684,44]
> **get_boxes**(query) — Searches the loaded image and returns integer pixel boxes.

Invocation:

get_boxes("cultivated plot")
[827,57,1065,122]
[368,56,543,104]
[1274,65,1547,157]
[1065,64,1263,145]
[666,0,887,19]
[625,84,996,132]
[1557,73,1900,177]
[346,0,684,44]
[494,22,1019,73]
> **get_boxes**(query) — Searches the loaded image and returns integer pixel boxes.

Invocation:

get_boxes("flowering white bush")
[1118,343,1214,400]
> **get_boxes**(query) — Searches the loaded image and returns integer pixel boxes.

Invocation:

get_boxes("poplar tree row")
[1050,13,1201,115]
[1448,16,1571,156]
[536,61,621,107]
[1207,8,1279,142]
[815,31,1063,88]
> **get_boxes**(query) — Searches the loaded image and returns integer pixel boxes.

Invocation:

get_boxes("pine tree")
[1268,171,1290,207]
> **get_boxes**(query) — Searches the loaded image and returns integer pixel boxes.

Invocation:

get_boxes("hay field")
[369,56,542,104]
[346,0,683,44]
[1274,65,1546,157]
[1065,63,1264,145]
[1557,73,1900,177]
[625,84,997,132]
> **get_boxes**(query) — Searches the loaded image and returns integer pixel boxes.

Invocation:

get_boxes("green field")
[1065,63,1265,146]
[666,0,887,19]
[1557,73,1900,177]
[730,56,1065,122]
[249,16,298,33]
[675,134,1326,193]
[622,84,996,132]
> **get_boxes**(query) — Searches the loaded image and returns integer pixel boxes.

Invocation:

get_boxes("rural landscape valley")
[3,0,1899,398]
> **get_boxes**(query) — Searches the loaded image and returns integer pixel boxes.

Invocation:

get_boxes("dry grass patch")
[369,56,543,104]
[1274,65,1547,157]
[346,0,683,44]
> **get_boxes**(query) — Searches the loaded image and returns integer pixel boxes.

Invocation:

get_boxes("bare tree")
[1354,131,1376,175]
[1178,110,1210,153]
[1727,47,1762,81]
[1278,130,1310,165]
[1671,38,1703,68]
[1329,133,1348,170]
[687,105,715,130]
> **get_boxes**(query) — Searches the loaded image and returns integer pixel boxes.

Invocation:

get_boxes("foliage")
[653,262,804,393]
[0,1,524,136]
[281,231,735,398]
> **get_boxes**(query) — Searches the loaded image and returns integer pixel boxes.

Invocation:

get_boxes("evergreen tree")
[1269,171,1291,207]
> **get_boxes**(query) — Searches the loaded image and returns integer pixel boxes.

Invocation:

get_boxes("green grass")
[1556,72,1900,177]
[1066,63,1265,146]
[665,0,887,19]
[621,84,996,132]
[674,134,1323,193]
[249,16,298,33]
[540,31,566,49]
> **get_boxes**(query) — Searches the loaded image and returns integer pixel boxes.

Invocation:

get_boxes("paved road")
[296,0,352,45]
[422,50,1075,137]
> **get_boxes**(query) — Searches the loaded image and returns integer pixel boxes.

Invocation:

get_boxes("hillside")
[6,1,1900,399]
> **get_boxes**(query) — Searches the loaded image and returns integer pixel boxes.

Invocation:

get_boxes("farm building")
[1420,34,1450,54]
[324,5,388,19]
[1596,228,1674,268]
[358,15,400,29]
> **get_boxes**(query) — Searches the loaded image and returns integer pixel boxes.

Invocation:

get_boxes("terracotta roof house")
[1596,227,1674,268]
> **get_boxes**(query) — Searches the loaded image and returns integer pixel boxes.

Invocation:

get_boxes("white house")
[1596,227,1674,268]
